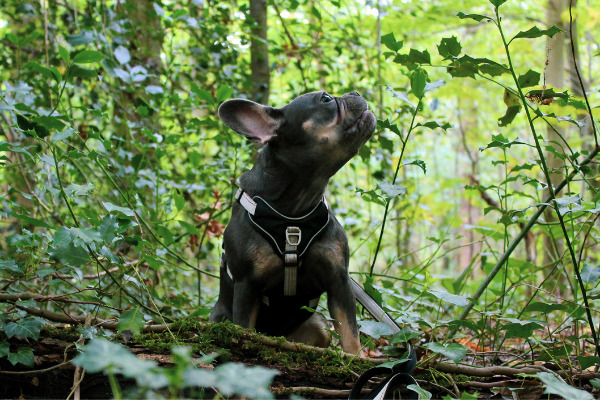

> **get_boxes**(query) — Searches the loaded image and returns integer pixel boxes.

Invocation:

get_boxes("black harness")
[224,188,419,398]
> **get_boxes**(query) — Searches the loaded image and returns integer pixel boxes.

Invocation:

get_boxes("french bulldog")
[209,91,376,354]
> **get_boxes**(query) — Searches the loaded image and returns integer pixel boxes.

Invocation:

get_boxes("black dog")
[210,91,376,354]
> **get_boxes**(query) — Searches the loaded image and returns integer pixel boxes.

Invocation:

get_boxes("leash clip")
[285,226,302,246]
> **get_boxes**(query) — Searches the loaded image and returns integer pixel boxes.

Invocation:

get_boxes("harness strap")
[235,188,257,215]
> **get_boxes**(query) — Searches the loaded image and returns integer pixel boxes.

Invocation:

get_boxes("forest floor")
[1,319,599,399]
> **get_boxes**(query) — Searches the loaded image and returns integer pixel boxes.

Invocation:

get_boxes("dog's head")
[218,91,376,172]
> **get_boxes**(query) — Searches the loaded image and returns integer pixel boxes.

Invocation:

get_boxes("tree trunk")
[542,0,568,276]
[250,0,270,104]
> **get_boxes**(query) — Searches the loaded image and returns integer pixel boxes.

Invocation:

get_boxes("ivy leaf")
[424,342,468,363]
[183,362,278,399]
[536,372,594,400]
[4,318,42,340]
[0,341,9,357]
[359,321,395,339]
[73,49,105,64]
[7,347,34,367]
[518,69,541,88]
[512,25,563,42]
[117,308,145,336]
[381,32,403,52]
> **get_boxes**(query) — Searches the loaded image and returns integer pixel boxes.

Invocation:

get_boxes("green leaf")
[407,384,432,400]
[52,127,77,143]
[457,12,493,22]
[4,318,42,340]
[381,32,403,52]
[25,62,62,83]
[216,85,233,102]
[498,105,522,127]
[424,342,468,363]
[536,372,594,400]
[437,36,461,59]
[359,321,395,339]
[50,244,90,267]
[489,0,507,7]
[73,49,105,64]
[58,45,70,63]
[66,31,96,45]
[117,308,145,336]
[7,347,34,367]
[581,264,600,283]
[578,356,600,370]
[191,83,215,105]
[512,25,563,41]
[416,121,451,131]
[174,191,185,211]
[523,302,567,313]
[0,341,9,357]
[429,290,469,307]
[0,259,23,274]
[183,362,278,399]
[102,201,135,217]
[411,69,427,98]
[424,79,446,93]
[391,327,421,344]
[378,182,407,199]
[403,159,427,174]
[12,212,54,229]
[114,45,131,65]
[501,319,545,339]
[73,338,168,389]
[68,65,98,79]
[553,194,583,215]
[517,69,541,88]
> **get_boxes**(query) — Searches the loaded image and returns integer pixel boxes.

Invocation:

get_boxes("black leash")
[350,278,419,400]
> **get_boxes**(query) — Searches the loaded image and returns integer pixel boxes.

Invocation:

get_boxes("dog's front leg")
[232,278,261,330]
[328,273,361,354]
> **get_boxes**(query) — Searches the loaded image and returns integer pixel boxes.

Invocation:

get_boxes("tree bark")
[249,0,270,104]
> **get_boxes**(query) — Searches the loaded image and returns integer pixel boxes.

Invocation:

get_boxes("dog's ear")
[218,99,284,144]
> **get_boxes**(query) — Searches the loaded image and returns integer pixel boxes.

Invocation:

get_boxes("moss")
[41,324,80,342]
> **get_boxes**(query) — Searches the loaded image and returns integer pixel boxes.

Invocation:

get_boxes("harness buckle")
[285,226,302,246]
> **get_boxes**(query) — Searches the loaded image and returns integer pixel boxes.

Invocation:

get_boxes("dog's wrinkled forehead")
[281,91,337,129]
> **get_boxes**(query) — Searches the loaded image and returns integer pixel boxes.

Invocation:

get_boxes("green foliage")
[73,338,278,398]
[0,0,599,397]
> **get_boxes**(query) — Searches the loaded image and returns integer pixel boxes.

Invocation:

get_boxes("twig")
[463,379,541,389]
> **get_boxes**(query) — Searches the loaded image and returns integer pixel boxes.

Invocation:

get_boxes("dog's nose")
[350,91,361,96]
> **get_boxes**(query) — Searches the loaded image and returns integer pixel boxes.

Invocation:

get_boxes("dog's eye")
[320,93,334,103]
